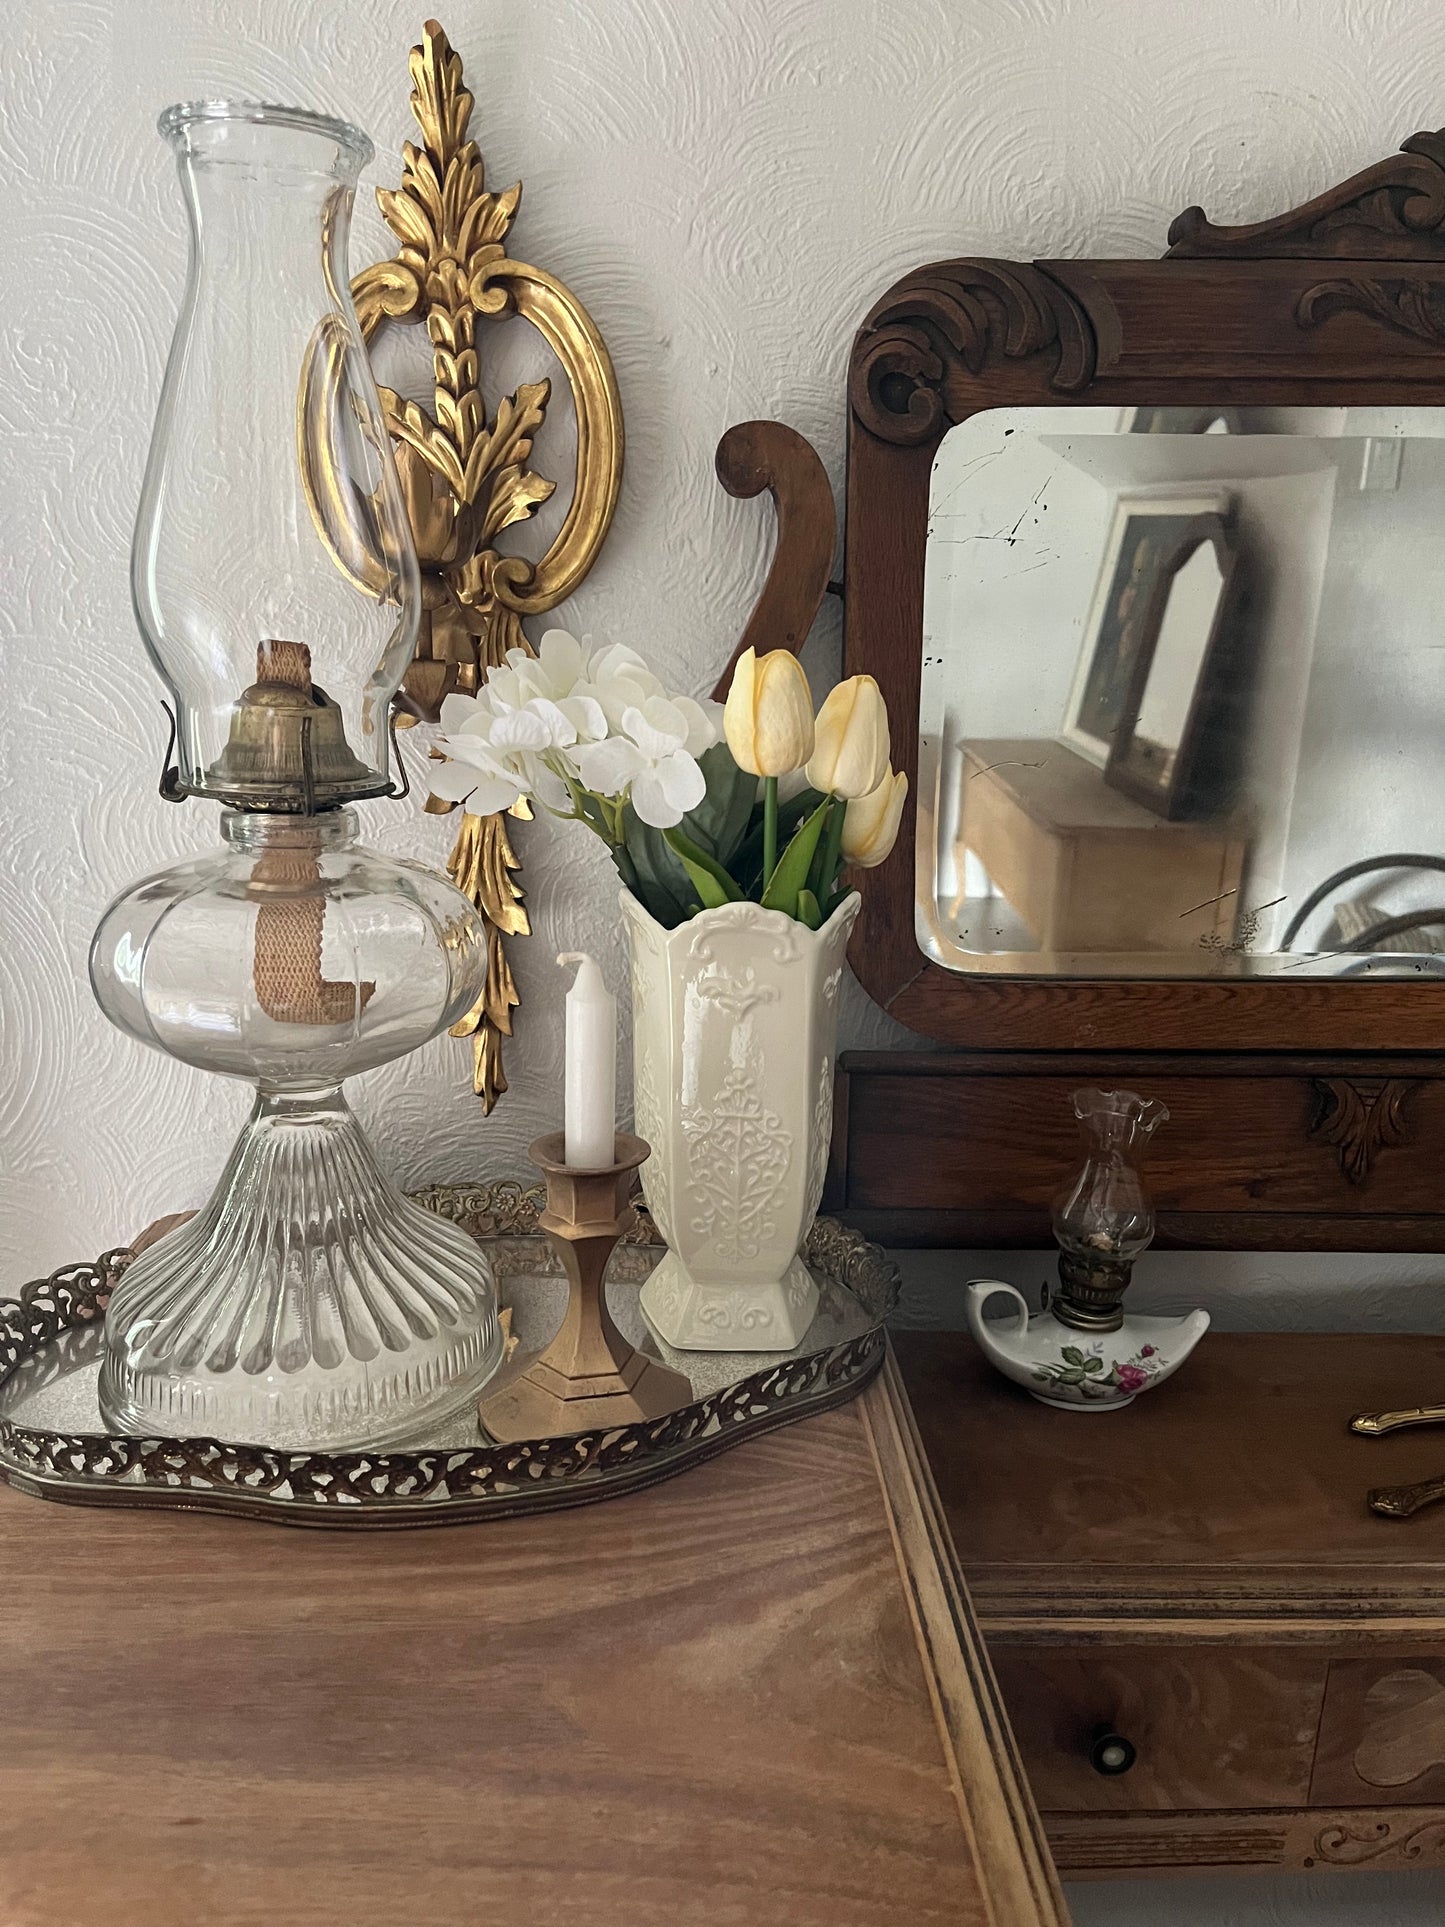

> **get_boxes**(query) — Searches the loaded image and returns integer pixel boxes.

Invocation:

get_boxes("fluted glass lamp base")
[98,1087,503,1451]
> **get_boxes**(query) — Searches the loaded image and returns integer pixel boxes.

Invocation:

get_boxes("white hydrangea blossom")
[427,630,722,830]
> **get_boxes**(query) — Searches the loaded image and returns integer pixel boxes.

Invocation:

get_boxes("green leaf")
[678,863,732,910]
[1082,1355,1104,1373]
[687,742,759,868]
[1060,1346,1086,1366]
[611,840,691,929]
[797,887,823,930]
[619,813,691,923]
[733,786,826,893]
[806,798,839,899]
[760,797,831,918]
[663,828,743,908]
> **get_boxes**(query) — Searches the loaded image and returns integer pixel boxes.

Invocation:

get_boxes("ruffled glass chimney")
[1049,1088,1170,1333]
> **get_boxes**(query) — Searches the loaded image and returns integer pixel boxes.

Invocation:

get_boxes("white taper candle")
[558,951,616,1169]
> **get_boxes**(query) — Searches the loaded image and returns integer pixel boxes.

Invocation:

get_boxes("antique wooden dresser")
[0,1354,1065,1927]
[899,1329,1445,1880]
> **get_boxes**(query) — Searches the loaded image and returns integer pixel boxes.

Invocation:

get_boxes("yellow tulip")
[723,646,815,778]
[806,674,890,799]
[841,766,908,868]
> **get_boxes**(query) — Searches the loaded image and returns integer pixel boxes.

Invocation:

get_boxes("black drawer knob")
[1089,1728,1137,1776]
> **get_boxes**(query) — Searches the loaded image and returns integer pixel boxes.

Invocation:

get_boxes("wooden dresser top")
[896,1330,1445,1643]
[0,1356,1063,1927]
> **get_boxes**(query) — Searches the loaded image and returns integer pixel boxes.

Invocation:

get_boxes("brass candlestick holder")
[478,1133,692,1443]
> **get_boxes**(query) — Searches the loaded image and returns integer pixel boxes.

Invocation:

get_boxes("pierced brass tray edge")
[0,1192,898,1531]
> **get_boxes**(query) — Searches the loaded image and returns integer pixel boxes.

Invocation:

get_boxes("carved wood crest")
[1314,1814,1445,1867]
[849,261,1095,447]
[1309,1077,1418,1184]
[1168,129,1445,258]
[848,127,1445,454]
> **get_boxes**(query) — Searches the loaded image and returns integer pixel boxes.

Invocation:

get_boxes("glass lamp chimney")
[131,101,421,807]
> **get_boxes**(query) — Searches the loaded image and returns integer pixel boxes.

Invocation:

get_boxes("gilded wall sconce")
[338,19,624,1109]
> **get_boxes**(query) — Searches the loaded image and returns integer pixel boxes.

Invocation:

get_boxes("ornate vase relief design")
[622,892,860,1352]
[682,1066,791,1265]
[806,965,845,1217]
[682,951,789,1265]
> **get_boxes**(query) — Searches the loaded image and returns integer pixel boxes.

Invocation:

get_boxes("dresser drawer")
[835,1055,1445,1248]
[990,1646,1327,1812]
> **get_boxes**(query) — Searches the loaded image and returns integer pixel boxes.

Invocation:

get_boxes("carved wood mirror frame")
[834,131,1445,1251]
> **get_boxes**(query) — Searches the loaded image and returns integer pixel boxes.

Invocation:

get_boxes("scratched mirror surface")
[919,406,1445,979]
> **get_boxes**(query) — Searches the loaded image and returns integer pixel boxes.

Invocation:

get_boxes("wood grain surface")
[0,1363,1064,1927]
[708,418,836,699]
[1312,1656,1445,1807]
[990,1646,1326,1813]
[954,739,1245,953]
[894,1329,1445,1636]
[896,1328,1445,1878]
[835,1051,1445,1251]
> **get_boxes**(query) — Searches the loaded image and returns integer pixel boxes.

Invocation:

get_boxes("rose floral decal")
[1032,1341,1162,1401]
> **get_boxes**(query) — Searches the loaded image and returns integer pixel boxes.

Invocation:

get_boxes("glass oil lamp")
[966,1085,1205,1410]
[90,102,503,1449]
[1049,1088,1170,1332]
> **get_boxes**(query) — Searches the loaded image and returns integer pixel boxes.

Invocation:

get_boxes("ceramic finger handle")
[965,1279,1031,1342]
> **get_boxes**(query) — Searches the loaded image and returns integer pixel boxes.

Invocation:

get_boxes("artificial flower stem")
[762,776,779,887]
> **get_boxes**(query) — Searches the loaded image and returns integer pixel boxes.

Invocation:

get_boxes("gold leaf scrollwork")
[343,18,623,1109]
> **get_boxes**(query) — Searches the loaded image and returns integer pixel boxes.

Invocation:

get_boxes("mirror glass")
[919,406,1445,978]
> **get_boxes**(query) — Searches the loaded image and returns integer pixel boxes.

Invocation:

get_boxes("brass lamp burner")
[204,639,381,811]
[1052,1245,1136,1333]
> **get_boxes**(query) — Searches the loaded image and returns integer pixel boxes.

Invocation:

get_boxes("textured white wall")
[5,6,1445,1918]
[9,0,1445,1269]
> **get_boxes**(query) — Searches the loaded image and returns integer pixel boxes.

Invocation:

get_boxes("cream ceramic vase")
[622,889,861,1351]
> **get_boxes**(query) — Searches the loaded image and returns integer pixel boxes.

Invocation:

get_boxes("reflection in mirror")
[1135,543,1225,761]
[919,407,1445,979]
[1107,515,1236,819]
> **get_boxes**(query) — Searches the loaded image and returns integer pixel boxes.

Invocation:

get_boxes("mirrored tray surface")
[0,1185,898,1529]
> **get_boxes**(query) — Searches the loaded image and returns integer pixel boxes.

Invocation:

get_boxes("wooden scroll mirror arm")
[710,420,837,697]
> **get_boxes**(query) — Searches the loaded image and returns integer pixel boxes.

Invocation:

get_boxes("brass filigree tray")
[0,1185,897,1529]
